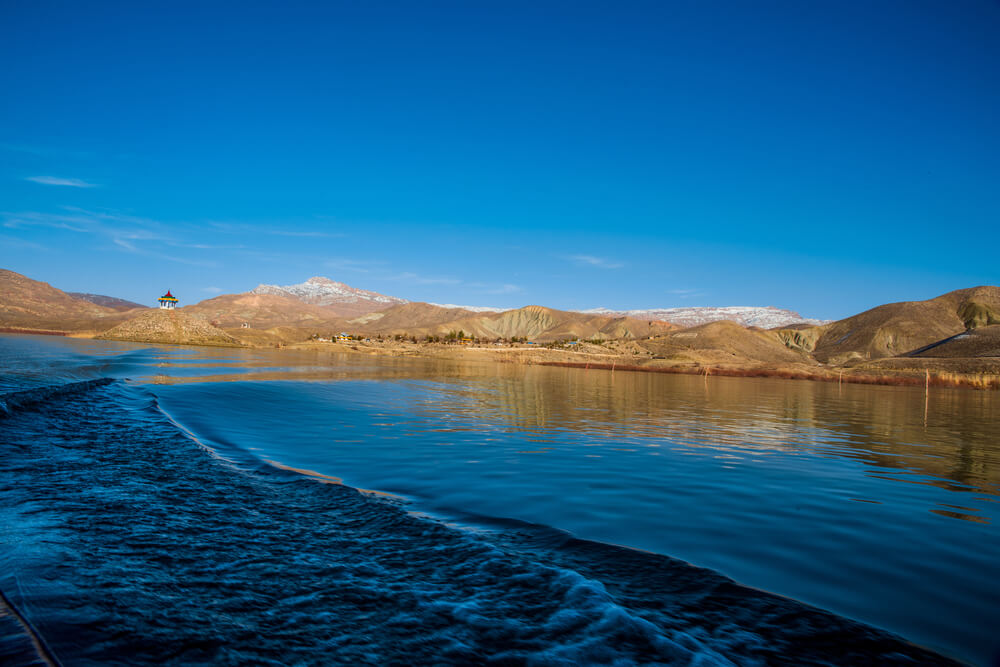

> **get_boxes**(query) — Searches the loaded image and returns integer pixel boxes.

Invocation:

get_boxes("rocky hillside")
[251,276,406,317]
[0,269,139,332]
[96,310,241,346]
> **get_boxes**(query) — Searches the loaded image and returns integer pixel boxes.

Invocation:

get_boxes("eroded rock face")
[959,301,1000,330]
[96,310,241,346]
[775,327,822,353]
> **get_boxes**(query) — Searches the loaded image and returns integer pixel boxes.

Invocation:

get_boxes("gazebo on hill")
[158,290,179,310]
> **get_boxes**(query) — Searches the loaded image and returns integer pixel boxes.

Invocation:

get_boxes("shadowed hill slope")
[812,286,1000,364]
[908,325,1000,359]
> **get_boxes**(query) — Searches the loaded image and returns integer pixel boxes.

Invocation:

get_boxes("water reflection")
[3,334,999,663]
[403,365,1000,501]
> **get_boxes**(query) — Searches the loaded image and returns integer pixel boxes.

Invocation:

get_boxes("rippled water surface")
[1,334,998,665]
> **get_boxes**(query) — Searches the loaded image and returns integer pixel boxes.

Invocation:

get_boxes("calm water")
[1,334,998,665]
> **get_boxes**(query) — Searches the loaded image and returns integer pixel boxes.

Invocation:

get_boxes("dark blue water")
[2,334,997,665]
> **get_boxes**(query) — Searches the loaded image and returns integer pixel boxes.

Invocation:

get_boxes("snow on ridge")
[580,305,828,328]
[250,277,407,306]
[428,303,506,313]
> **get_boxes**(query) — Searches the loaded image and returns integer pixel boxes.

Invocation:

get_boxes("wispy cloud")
[389,271,462,286]
[568,254,624,269]
[323,257,387,273]
[0,234,49,250]
[1,143,94,158]
[1,208,217,267]
[112,235,217,267]
[469,282,522,295]
[491,283,521,294]
[209,221,344,238]
[272,230,343,238]
[202,286,223,294]
[3,208,168,239]
[25,176,98,188]
[668,288,705,299]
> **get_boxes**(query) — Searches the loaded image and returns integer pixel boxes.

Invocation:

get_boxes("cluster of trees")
[308,331,545,346]
[542,338,606,349]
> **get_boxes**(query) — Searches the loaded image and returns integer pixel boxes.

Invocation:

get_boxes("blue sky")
[1,1,997,319]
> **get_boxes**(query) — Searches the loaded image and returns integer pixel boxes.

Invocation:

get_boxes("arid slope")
[0,269,142,332]
[96,310,240,346]
[182,292,346,329]
[349,302,479,331]
[641,320,817,367]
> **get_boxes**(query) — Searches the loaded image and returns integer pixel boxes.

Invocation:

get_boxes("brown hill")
[182,292,347,329]
[641,320,817,367]
[812,286,1000,364]
[348,304,675,342]
[348,302,479,331]
[0,269,142,332]
[96,310,241,346]
[452,306,674,341]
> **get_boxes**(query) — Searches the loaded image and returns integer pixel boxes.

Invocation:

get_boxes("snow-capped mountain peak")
[250,277,408,308]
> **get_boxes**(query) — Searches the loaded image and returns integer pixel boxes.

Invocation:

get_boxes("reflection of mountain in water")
[420,364,1000,498]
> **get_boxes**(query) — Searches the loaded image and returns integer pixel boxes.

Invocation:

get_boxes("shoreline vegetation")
[14,325,997,390]
[304,339,1000,391]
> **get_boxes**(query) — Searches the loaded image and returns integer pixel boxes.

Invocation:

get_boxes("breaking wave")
[0,381,957,665]
[0,378,116,418]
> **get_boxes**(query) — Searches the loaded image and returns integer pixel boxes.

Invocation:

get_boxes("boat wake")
[0,381,957,665]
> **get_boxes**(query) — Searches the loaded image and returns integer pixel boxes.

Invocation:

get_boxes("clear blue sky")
[1,1,997,319]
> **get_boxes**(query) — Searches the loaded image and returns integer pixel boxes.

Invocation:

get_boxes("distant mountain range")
[2,269,998,374]
[68,292,147,311]
[242,276,825,328]
[582,306,827,329]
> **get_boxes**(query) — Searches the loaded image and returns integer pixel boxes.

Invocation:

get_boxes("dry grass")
[536,360,1000,390]
[0,327,69,336]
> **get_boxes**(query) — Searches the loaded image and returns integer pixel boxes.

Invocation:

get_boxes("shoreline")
[5,329,998,390]
[534,359,1000,391]
[285,339,1000,391]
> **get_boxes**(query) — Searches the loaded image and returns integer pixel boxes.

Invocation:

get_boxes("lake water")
[1,334,998,665]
